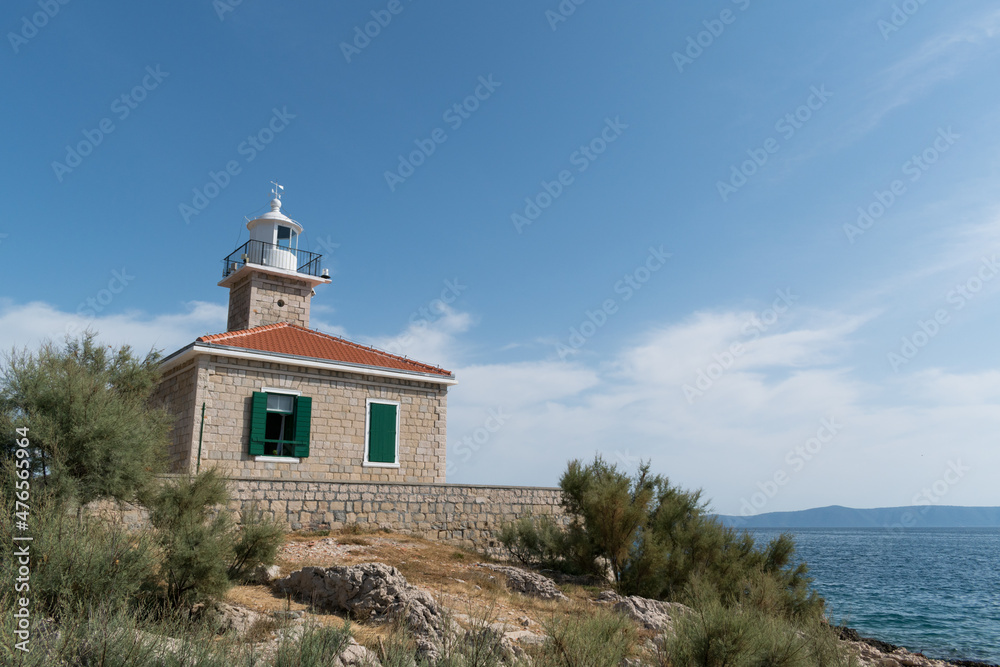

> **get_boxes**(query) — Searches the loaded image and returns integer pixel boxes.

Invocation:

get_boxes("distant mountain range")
[715,505,1000,529]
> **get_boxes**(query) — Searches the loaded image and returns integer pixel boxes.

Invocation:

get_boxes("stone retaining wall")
[227,476,565,553]
[90,476,566,555]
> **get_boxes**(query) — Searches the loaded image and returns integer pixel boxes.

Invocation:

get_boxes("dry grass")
[226,527,602,647]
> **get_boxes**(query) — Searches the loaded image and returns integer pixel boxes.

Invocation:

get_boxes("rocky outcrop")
[478,563,568,601]
[273,562,450,661]
[596,590,691,632]
[837,627,997,667]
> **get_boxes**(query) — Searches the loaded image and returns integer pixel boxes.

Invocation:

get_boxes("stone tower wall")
[226,270,312,331]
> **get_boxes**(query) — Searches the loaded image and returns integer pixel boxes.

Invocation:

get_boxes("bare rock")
[273,562,449,661]
[252,564,283,585]
[190,600,265,636]
[597,590,691,632]
[336,636,383,667]
[478,563,568,601]
[505,629,547,646]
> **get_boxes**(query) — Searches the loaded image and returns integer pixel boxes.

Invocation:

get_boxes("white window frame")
[254,386,302,463]
[363,398,401,468]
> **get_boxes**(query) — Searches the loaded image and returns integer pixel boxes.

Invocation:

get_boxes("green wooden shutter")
[293,396,312,458]
[368,403,397,463]
[249,392,268,456]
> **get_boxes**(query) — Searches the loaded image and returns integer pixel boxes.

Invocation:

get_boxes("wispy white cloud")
[841,8,1000,141]
[438,305,1000,514]
[3,292,997,515]
[0,299,226,357]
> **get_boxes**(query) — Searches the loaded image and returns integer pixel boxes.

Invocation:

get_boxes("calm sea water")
[749,528,1000,665]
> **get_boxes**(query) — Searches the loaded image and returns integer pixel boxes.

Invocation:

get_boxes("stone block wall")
[224,477,566,552]
[150,359,199,472]
[226,270,313,331]
[88,476,566,555]
[196,356,449,483]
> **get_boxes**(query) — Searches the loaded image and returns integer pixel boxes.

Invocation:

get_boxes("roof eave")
[159,341,457,386]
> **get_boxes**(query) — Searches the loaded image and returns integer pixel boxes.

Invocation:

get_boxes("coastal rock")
[273,562,450,661]
[597,590,691,632]
[833,626,992,667]
[477,563,568,600]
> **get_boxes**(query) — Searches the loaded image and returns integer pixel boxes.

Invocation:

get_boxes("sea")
[748,528,1000,665]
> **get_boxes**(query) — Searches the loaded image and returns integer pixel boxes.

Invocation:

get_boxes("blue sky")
[3,1,999,515]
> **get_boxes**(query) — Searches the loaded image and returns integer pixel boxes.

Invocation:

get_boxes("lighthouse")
[219,184,331,332]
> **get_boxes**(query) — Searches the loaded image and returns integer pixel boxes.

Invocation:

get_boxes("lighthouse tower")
[219,184,331,332]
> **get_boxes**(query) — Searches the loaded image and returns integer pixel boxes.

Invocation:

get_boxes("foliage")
[143,469,286,607]
[656,583,853,667]
[0,459,158,618]
[144,469,236,606]
[499,456,824,622]
[228,501,286,583]
[271,622,354,666]
[0,332,170,506]
[496,513,565,570]
[559,456,656,584]
[531,608,636,667]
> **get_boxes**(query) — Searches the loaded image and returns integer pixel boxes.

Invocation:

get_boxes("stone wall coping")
[152,473,559,493]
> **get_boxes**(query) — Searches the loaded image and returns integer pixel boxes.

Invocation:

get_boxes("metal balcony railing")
[222,240,324,279]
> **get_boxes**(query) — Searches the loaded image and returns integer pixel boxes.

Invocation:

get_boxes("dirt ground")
[225,528,605,649]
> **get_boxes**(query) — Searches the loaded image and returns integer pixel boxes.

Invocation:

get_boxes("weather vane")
[270,180,284,200]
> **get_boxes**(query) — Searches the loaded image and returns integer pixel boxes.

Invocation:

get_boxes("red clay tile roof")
[196,323,452,377]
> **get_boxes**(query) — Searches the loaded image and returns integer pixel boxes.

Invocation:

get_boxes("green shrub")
[0,463,157,618]
[531,608,636,667]
[143,469,286,608]
[499,456,824,623]
[497,513,565,569]
[0,332,170,507]
[144,469,234,607]
[272,622,354,666]
[228,501,285,583]
[657,589,853,667]
[0,599,247,667]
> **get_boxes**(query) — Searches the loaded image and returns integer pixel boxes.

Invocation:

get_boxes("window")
[249,390,311,459]
[276,225,297,250]
[364,399,399,467]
